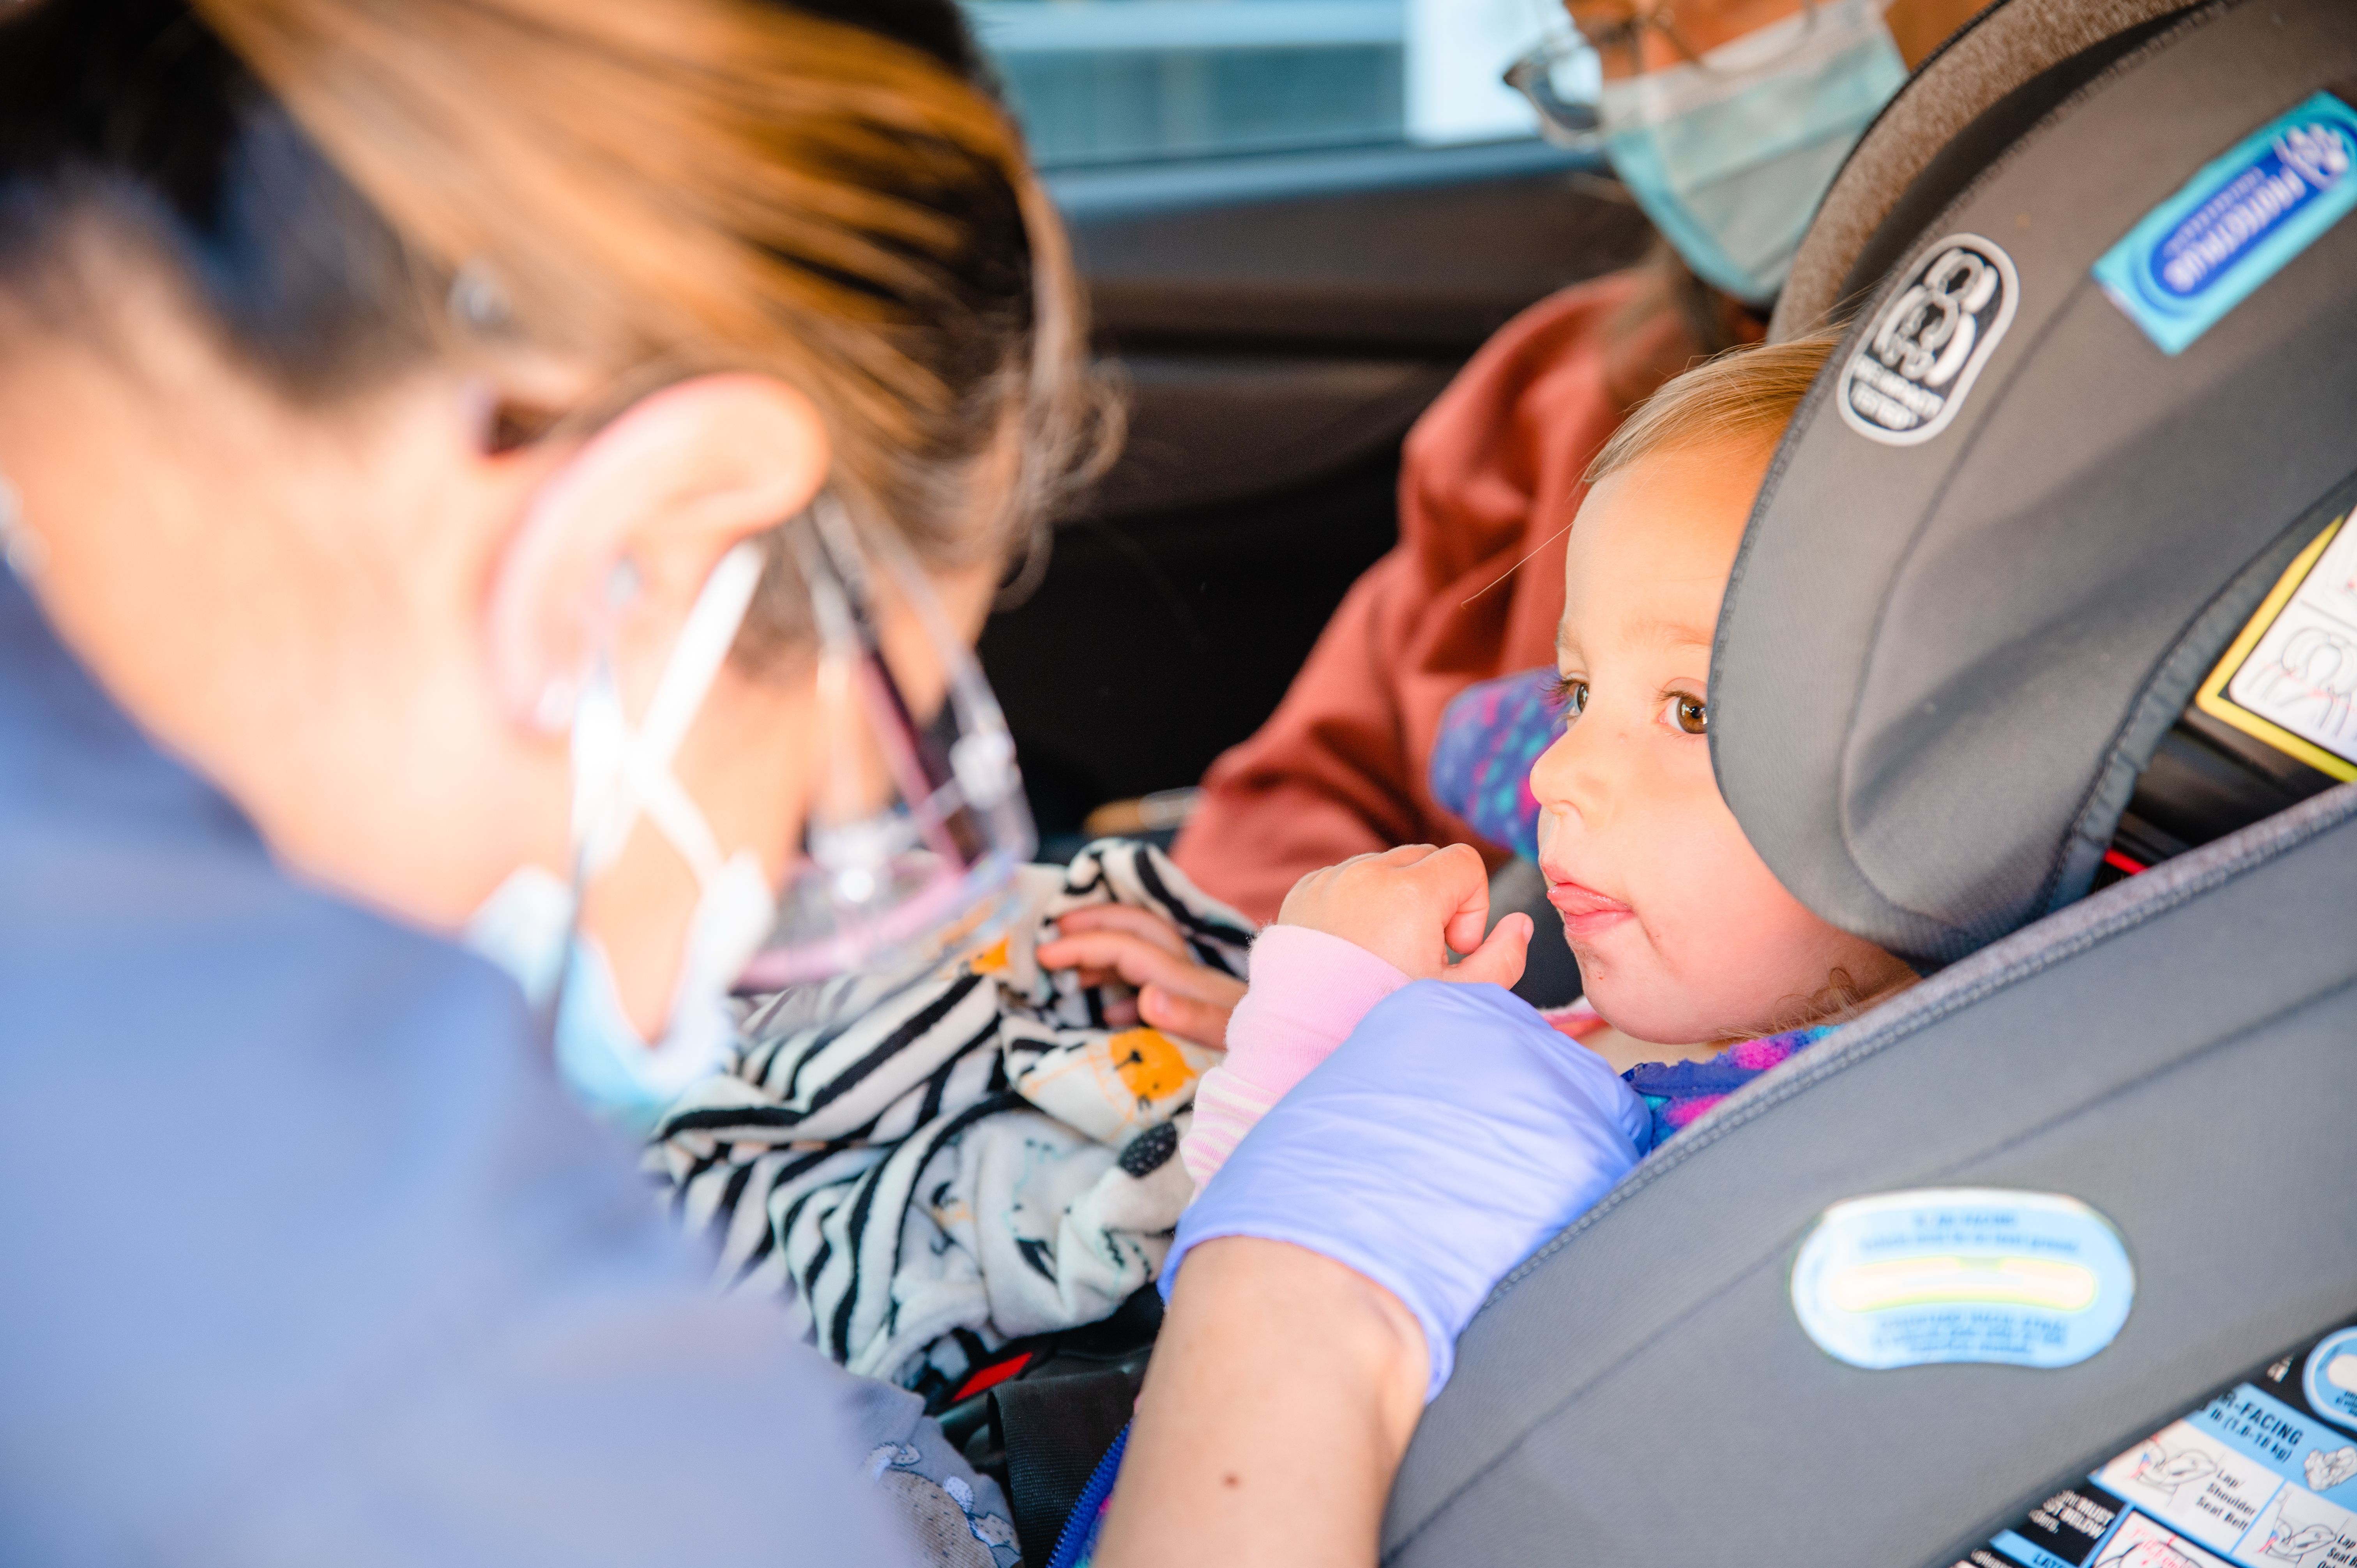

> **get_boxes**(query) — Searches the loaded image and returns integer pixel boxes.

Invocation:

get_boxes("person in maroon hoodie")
[1170,0,1986,925]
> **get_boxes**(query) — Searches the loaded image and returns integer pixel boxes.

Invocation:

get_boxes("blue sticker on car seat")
[2303,1327,2357,1434]
[2094,91,2357,355]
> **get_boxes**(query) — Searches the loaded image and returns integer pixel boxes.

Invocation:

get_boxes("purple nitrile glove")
[1162,979,1648,1401]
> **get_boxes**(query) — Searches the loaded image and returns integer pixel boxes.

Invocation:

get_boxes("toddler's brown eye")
[1674,695,1708,735]
[1566,680,1588,715]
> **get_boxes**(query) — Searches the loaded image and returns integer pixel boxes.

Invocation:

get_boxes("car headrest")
[1715,0,2357,969]
[1770,0,2206,342]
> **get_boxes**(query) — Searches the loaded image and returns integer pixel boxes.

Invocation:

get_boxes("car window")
[961,0,1643,871]
[963,0,1571,171]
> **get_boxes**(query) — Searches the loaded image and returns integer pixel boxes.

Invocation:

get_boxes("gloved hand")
[1161,979,1649,1401]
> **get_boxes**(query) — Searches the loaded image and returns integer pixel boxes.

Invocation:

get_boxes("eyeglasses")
[1504,0,1822,147]
[735,500,1037,990]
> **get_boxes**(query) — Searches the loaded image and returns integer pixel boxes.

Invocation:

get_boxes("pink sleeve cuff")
[1225,925,1413,1096]
[1178,925,1410,1190]
[1180,1066,1276,1188]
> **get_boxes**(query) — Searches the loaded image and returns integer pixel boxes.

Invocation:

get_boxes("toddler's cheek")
[1630,805,1841,1033]
[1683,867,1869,1025]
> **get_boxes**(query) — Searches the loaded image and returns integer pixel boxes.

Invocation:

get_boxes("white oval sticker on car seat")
[1791,1188,2134,1370]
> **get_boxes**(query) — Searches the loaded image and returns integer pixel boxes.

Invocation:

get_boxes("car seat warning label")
[1946,1320,2357,1568]
[2196,516,2357,783]
[1790,1188,2134,1371]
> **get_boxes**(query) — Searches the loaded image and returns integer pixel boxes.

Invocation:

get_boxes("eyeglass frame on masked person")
[1501,0,1906,306]
[1505,0,1825,145]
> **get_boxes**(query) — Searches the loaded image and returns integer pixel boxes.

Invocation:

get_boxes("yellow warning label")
[2194,515,2357,782]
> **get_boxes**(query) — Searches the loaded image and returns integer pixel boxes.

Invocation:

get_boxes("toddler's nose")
[1529,722,1614,832]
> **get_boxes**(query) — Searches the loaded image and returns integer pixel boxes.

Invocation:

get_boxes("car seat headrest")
[1715,0,2357,969]
[1770,0,2206,342]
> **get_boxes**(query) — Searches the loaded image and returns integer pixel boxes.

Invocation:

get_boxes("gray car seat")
[1393,786,2357,1565]
[1386,2,2357,1564]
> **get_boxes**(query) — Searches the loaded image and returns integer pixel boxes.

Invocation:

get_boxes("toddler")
[1050,332,1917,1568]
[1183,327,1916,1187]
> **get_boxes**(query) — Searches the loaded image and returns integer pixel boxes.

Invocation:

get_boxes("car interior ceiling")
[976,160,1655,862]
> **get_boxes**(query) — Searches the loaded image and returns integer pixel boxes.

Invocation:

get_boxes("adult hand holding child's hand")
[1276,842,1532,989]
[1164,980,1648,1400]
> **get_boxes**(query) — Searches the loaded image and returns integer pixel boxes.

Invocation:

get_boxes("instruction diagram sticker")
[1790,1188,2133,1371]
[2090,1510,2240,1568]
[2099,1421,2288,1556]
[1955,1319,2357,1568]
[2094,91,2357,355]
[2195,515,2357,783]
[1838,233,2018,446]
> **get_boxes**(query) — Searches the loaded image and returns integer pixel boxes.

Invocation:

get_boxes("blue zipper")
[1042,1421,1130,1568]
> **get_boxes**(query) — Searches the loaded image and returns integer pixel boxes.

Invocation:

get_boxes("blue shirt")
[0,572,929,1565]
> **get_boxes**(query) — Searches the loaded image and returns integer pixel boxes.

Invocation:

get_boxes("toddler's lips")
[1545,878,1635,939]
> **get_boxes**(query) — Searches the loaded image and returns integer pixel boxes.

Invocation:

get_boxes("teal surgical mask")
[1598,0,1906,306]
[465,866,756,1135]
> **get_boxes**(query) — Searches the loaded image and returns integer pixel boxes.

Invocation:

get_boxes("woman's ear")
[483,373,829,728]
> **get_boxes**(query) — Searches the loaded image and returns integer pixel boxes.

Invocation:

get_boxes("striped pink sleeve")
[1180,925,1412,1191]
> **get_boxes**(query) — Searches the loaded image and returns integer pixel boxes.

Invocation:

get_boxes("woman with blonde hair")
[0,0,1090,1559]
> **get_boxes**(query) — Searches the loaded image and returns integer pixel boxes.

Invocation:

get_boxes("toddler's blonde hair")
[1586,329,1845,485]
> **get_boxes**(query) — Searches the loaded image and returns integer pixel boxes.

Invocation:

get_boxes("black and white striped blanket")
[647,840,1254,1399]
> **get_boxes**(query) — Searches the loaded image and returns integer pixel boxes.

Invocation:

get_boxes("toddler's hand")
[1276,843,1530,989]
[1035,904,1247,1049]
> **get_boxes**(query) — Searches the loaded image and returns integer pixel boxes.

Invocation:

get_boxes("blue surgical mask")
[465,865,767,1137]
[1599,0,1907,306]
[465,541,777,1135]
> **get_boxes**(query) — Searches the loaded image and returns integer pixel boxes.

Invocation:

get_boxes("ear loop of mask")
[561,539,776,1038]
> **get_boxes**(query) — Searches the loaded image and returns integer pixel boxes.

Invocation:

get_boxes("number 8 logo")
[1873,248,2001,388]
[1839,233,2020,448]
